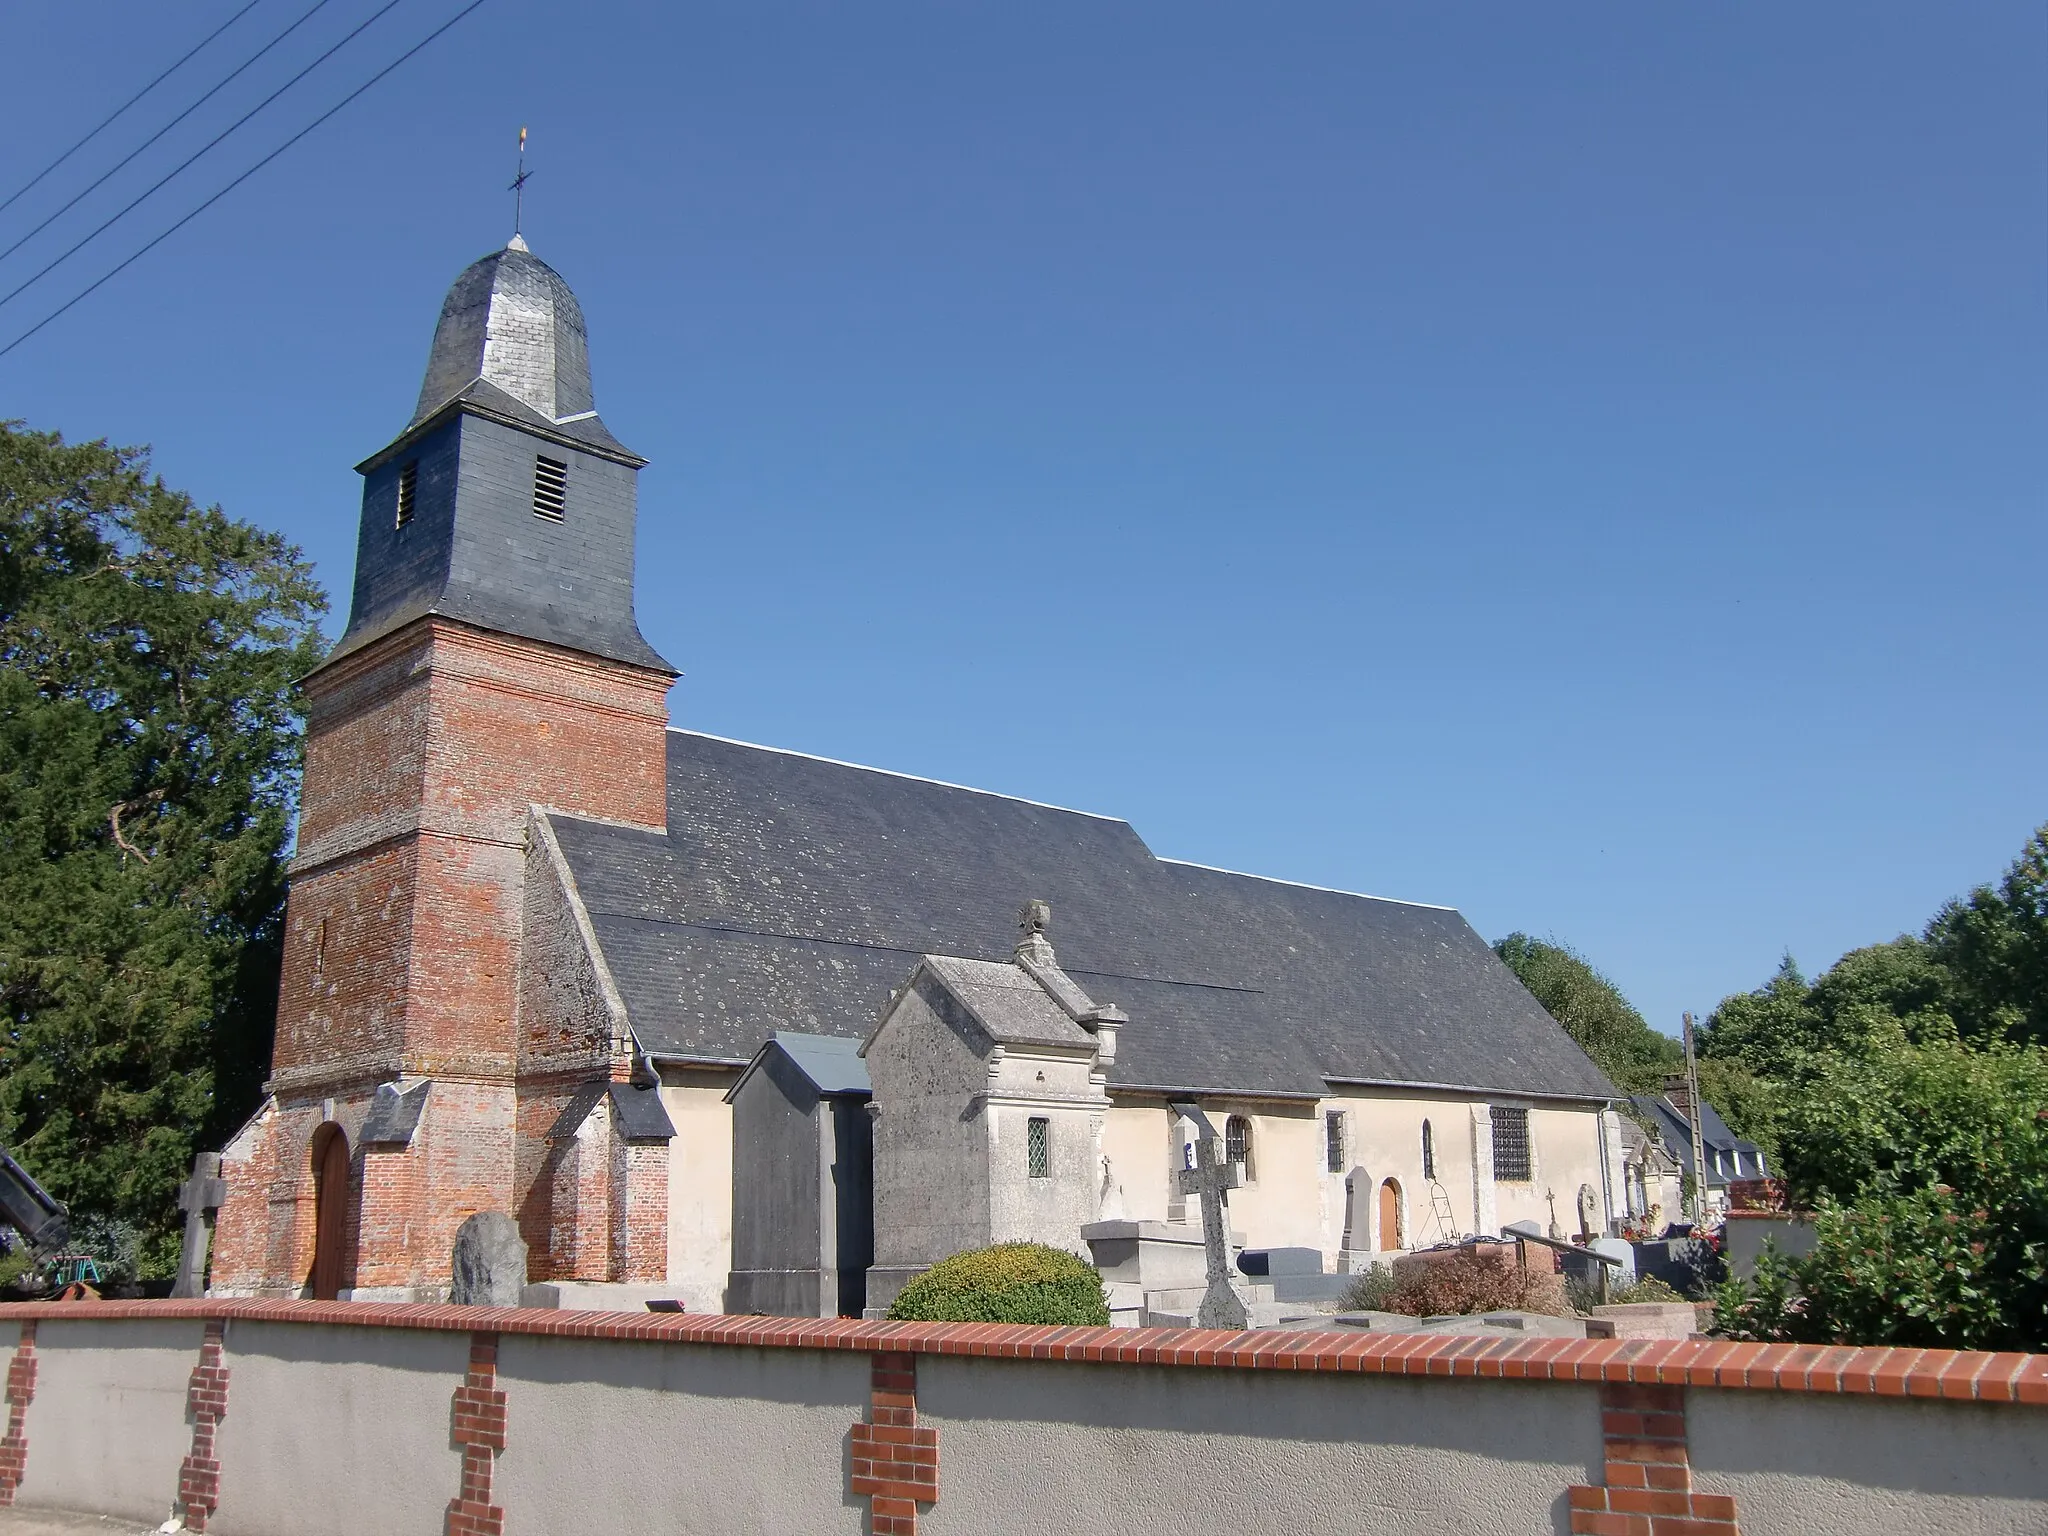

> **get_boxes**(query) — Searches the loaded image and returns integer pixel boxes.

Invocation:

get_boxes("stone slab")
[520,1281,694,1312]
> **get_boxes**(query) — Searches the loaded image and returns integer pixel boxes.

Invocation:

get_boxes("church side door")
[309,1124,352,1301]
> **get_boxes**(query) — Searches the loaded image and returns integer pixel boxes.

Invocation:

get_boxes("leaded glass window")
[1490,1106,1531,1182]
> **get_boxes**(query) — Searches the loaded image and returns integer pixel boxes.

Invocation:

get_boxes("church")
[209,237,1627,1312]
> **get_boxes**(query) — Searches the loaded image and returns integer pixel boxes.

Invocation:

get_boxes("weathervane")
[509,125,531,238]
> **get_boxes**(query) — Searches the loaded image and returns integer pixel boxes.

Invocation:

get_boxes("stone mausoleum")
[210,237,1628,1310]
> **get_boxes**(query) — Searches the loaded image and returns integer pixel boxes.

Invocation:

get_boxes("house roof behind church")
[545,730,1619,1102]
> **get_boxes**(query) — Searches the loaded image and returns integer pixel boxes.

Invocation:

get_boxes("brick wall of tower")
[210,616,671,1299]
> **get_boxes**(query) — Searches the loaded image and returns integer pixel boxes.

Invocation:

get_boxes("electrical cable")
[0,0,341,270]
[0,0,267,220]
[0,0,413,316]
[0,0,491,363]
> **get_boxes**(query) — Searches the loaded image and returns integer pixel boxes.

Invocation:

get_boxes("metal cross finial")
[508,125,531,238]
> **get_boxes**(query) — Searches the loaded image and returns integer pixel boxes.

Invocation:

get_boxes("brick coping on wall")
[9,1299,2044,1406]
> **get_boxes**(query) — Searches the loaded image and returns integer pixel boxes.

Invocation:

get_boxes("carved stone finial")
[1016,899,1056,965]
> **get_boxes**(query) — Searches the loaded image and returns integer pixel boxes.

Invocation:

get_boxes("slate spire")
[331,239,671,675]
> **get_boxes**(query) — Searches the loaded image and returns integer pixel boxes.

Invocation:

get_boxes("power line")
[0,0,412,317]
[0,0,268,220]
[0,0,341,270]
[0,0,491,363]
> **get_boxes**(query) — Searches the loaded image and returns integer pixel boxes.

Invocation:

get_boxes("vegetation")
[0,422,325,1273]
[1702,825,2048,1352]
[1338,1246,1569,1318]
[1493,933,1682,1093]
[888,1242,1111,1326]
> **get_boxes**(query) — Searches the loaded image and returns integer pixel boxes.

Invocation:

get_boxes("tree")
[0,422,325,1272]
[1696,954,1812,1081]
[1492,933,1682,1093]
[1715,1036,2048,1351]
[1925,825,2048,1048]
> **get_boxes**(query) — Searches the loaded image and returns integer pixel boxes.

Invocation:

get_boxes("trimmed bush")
[887,1242,1110,1326]
[1343,1244,1570,1318]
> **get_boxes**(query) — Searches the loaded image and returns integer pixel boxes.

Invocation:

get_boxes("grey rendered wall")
[729,1050,823,1276]
[866,979,994,1293]
[15,1317,204,1524]
[210,1320,471,1536]
[1689,1389,2048,1536]
[491,1331,869,1536]
[914,1354,1604,1536]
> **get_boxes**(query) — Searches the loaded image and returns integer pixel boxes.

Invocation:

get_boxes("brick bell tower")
[211,236,675,1299]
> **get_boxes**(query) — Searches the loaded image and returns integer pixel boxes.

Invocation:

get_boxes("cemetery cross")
[1173,1106,1250,1330]
[171,1152,227,1299]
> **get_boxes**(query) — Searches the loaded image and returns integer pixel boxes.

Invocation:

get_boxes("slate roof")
[1630,1095,1767,1184]
[765,1031,872,1097]
[409,240,636,458]
[546,730,1620,1102]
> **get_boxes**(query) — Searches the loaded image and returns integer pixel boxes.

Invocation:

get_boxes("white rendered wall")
[661,1071,736,1313]
[916,1356,1603,1535]
[14,1317,203,1523]
[1100,1102,1169,1222]
[1688,1389,2048,1536]
[493,1332,867,1536]
[211,1319,471,1536]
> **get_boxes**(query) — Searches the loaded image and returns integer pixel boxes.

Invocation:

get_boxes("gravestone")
[450,1211,527,1306]
[170,1153,227,1299]
[1171,1105,1252,1330]
[1576,1183,1600,1243]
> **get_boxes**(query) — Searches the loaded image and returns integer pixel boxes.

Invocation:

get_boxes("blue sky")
[4,3,2042,1035]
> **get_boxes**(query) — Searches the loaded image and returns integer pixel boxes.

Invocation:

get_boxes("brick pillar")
[1567,1382,1740,1534]
[850,1352,939,1535]
[178,1320,230,1531]
[447,1332,508,1536]
[0,1323,36,1505]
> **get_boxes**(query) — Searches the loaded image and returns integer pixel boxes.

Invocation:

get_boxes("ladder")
[1422,1181,1460,1244]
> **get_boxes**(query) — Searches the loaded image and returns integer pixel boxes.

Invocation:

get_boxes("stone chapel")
[209,238,1628,1309]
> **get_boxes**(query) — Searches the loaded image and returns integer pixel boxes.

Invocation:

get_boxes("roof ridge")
[667,729,1134,825]
[1155,857,1456,912]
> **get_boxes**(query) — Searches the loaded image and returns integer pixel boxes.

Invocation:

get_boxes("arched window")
[1224,1115,1254,1182]
[1421,1119,1436,1181]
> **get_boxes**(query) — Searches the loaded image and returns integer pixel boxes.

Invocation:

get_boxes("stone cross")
[1172,1106,1249,1330]
[170,1152,227,1299]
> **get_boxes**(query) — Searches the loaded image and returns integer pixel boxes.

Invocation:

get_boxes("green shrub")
[887,1242,1110,1326]
[1570,1273,1689,1312]
[1337,1264,1400,1312]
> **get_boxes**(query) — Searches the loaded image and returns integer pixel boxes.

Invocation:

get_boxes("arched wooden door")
[310,1123,351,1301]
[1378,1178,1403,1251]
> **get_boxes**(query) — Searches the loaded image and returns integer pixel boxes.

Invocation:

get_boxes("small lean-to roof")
[548,730,1619,1101]
[764,1030,872,1097]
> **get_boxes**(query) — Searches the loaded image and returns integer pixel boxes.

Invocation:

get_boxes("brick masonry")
[210,614,674,1300]
[177,1320,229,1532]
[851,1351,939,1535]
[447,1332,508,1536]
[0,1322,35,1506]
[1567,1382,1740,1536]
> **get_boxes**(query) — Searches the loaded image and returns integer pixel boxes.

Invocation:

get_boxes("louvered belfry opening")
[395,460,418,527]
[532,454,568,520]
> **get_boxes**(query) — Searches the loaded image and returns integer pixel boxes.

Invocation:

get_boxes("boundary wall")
[1,1300,2044,1536]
